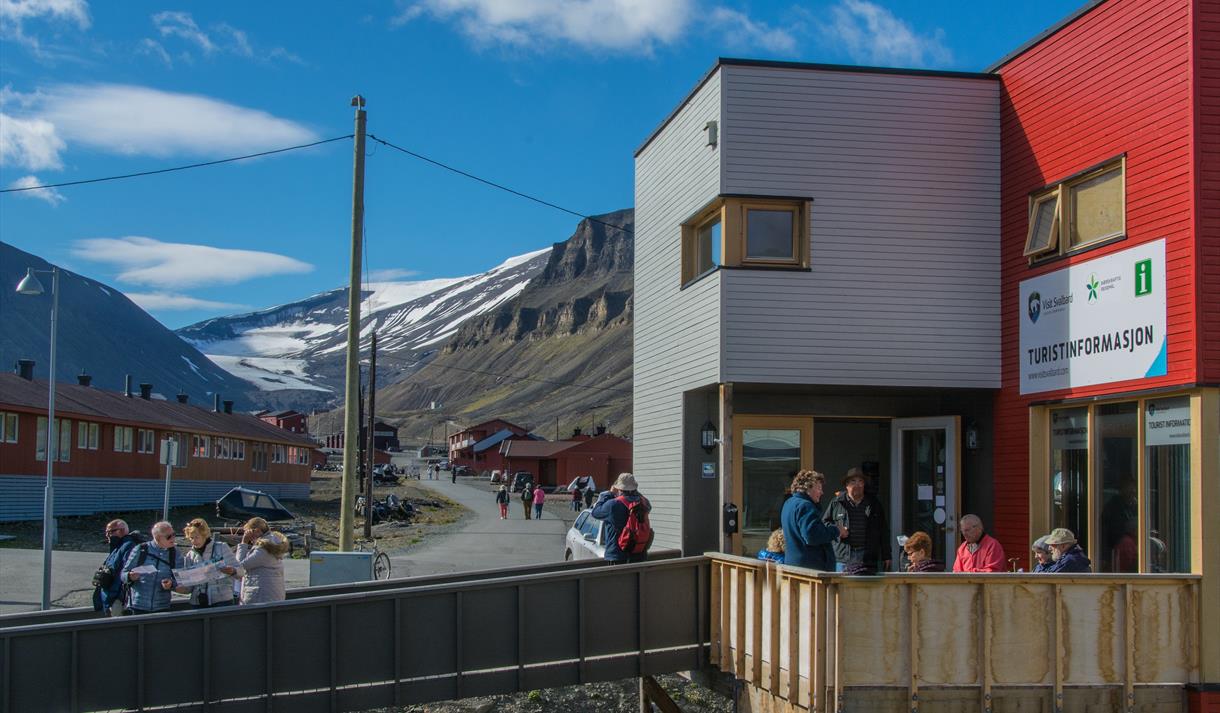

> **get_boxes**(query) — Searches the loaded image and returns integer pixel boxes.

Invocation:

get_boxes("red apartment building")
[447,419,535,472]
[257,409,308,434]
[0,370,316,521]
[499,433,632,489]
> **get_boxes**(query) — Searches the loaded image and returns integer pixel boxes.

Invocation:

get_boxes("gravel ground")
[377,674,733,713]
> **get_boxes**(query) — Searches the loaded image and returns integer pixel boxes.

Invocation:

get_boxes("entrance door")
[890,417,960,567]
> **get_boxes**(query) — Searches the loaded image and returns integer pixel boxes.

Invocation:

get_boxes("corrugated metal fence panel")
[0,556,710,713]
[0,474,308,521]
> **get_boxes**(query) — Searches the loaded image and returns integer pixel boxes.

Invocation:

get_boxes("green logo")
[1135,259,1152,296]
[1086,274,1099,302]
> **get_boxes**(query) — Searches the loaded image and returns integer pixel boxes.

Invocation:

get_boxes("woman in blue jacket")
[780,470,848,571]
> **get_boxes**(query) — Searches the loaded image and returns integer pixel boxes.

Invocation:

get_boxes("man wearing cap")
[822,467,890,572]
[1040,528,1092,573]
[952,514,1007,572]
[591,473,652,564]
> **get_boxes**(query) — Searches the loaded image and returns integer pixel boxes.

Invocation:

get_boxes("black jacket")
[821,492,889,565]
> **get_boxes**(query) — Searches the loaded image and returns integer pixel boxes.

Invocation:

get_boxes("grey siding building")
[634,59,1000,562]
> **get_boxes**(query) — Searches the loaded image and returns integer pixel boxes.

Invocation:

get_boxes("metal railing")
[708,553,1202,712]
[0,550,681,630]
[0,555,708,713]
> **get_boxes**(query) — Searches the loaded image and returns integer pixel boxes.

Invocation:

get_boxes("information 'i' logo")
[1135,259,1152,296]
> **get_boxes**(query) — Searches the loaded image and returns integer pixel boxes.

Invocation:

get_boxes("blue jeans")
[533,504,543,519]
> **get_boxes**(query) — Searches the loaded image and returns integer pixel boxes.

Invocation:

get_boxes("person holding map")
[174,518,240,608]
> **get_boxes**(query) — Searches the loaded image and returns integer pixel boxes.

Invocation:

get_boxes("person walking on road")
[92,519,139,616]
[532,484,546,519]
[521,484,533,520]
[496,484,510,519]
[591,473,653,564]
[451,467,457,484]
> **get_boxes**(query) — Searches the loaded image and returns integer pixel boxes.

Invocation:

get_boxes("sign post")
[160,439,178,521]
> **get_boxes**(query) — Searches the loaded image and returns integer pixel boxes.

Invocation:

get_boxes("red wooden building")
[499,433,632,489]
[257,409,308,434]
[0,371,316,521]
[447,419,535,472]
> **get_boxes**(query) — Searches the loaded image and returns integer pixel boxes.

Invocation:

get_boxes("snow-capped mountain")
[176,248,552,401]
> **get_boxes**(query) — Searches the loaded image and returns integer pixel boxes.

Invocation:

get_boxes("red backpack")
[615,496,652,555]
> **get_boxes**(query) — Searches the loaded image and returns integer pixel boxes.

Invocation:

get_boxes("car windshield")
[574,512,589,530]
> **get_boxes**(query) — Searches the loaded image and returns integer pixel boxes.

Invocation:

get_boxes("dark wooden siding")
[1197,0,1220,381]
[993,0,1196,562]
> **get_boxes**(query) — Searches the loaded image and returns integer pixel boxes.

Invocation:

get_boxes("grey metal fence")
[0,555,710,713]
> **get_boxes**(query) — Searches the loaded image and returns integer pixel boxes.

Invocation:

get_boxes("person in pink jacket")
[532,484,546,519]
[952,514,1007,572]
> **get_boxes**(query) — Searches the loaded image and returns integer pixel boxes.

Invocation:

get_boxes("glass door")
[890,417,959,567]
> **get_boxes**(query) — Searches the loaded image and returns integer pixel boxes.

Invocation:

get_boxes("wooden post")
[719,383,735,555]
[639,676,681,713]
[338,95,367,552]
[363,332,377,540]
[1192,390,1220,686]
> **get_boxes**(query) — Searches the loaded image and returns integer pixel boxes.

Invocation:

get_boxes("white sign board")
[1145,398,1191,447]
[1019,240,1167,395]
[159,439,178,465]
[1050,409,1088,450]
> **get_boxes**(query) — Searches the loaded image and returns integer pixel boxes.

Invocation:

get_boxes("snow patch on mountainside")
[206,355,331,392]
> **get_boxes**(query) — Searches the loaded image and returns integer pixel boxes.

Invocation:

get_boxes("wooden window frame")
[1,412,17,443]
[1026,157,1126,263]
[734,199,805,267]
[681,195,811,287]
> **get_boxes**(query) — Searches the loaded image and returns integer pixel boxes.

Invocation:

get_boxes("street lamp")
[16,266,59,611]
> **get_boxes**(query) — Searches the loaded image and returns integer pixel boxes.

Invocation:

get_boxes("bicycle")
[354,539,392,581]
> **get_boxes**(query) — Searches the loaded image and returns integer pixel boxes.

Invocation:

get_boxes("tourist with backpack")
[590,473,653,564]
[92,519,142,616]
[118,521,181,615]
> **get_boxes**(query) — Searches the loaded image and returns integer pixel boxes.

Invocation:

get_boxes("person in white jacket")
[175,518,241,608]
[235,517,288,605]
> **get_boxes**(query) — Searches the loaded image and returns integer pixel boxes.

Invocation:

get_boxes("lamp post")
[16,266,59,611]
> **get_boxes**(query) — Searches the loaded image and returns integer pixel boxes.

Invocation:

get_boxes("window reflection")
[1050,407,1089,552]
[741,428,801,555]
[1097,402,1138,573]
[1144,397,1191,572]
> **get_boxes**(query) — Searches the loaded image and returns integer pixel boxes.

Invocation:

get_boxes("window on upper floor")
[1,412,18,443]
[681,196,809,286]
[1025,158,1125,260]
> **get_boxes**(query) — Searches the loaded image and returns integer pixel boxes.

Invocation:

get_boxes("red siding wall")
[0,411,311,485]
[994,0,1197,563]
[1198,0,1220,381]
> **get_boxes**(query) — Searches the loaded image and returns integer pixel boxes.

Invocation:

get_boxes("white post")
[161,439,177,521]
[40,267,60,611]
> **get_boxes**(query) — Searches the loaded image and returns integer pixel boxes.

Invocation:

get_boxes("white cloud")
[822,0,952,68]
[7,174,66,205]
[125,292,247,311]
[146,11,302,65]
[368,268,421,281]
[71,236,313,289]
[0,0,89,49]
[401,0,695,52]
[5,83,316,159]
[0,110,65,169]
[137,38,173,67]
[151,10,215,54]
[708,7,795,55]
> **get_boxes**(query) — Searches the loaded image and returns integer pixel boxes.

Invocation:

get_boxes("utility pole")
[339,95,366,552]
[364,332,377,540]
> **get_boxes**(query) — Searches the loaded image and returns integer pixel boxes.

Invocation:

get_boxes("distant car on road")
[565,509,606,561]
[510,471,534,493]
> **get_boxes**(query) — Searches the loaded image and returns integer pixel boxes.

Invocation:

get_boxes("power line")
[0,135,354,194]
[367,134,633,236]
[373,350,631,395]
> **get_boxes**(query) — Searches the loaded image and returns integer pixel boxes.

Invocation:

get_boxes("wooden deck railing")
[708,553,1201,712]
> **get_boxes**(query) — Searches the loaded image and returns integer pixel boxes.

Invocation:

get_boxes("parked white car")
[565,509,606,561]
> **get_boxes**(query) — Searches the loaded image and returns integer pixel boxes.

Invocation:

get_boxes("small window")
[137,429,154,454]
[1023,190,1060,257]
[1,412,17,443]
[78,422,89,449]
[681,207,722,286]
[743,205,798,263]
[114,426,133,453]
[1026,158,1125,262]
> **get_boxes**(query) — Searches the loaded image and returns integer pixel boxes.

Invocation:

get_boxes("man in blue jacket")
[1041,528,1093,573]
[781,470,848,571]
[92,519,139,616]
[591,472,651,564]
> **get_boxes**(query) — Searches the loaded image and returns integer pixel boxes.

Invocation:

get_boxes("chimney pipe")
[572,426,582,437]
[139,383,152,400]
[595,424,606,436]
[124,375,132,398]
[223,400,234,414]
[176,392,189,404]
[214,394,221,413]
[16,359,35,381]
[77,371,92,387]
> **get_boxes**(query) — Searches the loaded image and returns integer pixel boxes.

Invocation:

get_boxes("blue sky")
[2,0,1083,329]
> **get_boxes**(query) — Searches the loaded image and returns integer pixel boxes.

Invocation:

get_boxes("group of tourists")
[92,516,289,617]
[758,468,1093,574]
[493,482,550,519]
